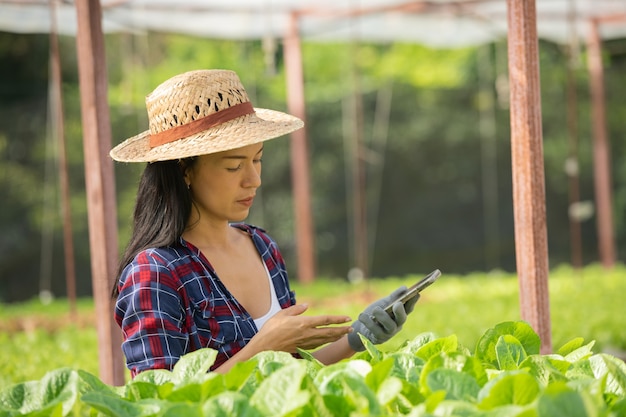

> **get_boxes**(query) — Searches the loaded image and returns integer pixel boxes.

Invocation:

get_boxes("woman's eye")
[254,158,263,164]
[227,164,243,172]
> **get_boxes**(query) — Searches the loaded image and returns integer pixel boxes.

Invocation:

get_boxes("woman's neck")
[182,219,241,253]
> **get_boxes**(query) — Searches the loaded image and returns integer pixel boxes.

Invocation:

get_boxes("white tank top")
[252,262,282,330]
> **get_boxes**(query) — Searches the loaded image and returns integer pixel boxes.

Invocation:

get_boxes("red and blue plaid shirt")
[114,223,296,376]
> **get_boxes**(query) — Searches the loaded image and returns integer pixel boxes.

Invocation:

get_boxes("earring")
[187,183,191,190]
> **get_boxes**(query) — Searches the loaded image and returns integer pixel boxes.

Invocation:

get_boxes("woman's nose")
[243,164,262,188]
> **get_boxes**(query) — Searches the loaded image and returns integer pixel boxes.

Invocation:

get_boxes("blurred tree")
[1,32,625,302]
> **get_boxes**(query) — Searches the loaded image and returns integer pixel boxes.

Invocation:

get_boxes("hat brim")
[110,108,303,163]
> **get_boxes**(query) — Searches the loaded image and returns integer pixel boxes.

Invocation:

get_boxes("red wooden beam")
[49,0,77,317]
[507,0,552,353]
[284,12,316,284]
[74,0,125,385]
[587,18,616,269]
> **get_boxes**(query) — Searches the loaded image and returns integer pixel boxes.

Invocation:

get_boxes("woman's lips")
[237,197,254,207]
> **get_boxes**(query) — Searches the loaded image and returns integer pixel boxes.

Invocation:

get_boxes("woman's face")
[184,143,263,224]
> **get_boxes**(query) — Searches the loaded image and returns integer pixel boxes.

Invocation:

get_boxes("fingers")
[404,293,420,313]
[388,285,408,301]
[372,285,407,309]
[391,301,407,325]
[357,307,398,343]
[279,303,309,316]
[278,305,352,327]
[298,325,353,350]
[306,314,352,327]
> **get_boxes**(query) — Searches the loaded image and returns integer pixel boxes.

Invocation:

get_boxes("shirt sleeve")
[114,250,189,376]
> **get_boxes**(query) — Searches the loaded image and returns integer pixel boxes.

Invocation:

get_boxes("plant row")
[1,321,625,416]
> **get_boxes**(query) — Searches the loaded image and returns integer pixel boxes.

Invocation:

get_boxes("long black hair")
[112,157,197,296]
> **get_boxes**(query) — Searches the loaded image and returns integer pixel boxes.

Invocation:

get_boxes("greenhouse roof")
[1,0,625,47]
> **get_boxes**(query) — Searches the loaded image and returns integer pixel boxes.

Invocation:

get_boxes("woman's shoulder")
[131,240,195,267]
[120,241,202,287]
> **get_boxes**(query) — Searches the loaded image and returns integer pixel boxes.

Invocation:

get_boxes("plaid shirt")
[114,223,296,376]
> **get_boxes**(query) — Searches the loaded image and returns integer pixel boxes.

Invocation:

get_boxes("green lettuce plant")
[1,320,624,416]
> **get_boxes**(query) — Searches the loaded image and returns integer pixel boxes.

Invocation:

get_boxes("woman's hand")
[252,304,352,353]
[347,286,418,352]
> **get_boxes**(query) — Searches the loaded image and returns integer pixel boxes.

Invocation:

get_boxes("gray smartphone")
[384,269,442,318]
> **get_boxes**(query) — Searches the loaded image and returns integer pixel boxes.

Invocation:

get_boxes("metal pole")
[506,0,552,353]
[284,12,316,284]
[586,18,616,269]
[74,0,125,385]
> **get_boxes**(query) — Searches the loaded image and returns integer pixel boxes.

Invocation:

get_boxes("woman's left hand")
[252,303,353,352]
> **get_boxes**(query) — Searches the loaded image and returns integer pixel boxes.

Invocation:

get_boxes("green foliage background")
[1,31,625,301]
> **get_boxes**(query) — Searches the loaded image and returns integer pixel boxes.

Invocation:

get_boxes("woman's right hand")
[253,304,353,353]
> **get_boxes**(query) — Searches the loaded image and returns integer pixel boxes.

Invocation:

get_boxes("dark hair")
[112,158,197,296]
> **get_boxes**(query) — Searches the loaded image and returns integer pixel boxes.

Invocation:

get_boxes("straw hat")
[110,69,304,162]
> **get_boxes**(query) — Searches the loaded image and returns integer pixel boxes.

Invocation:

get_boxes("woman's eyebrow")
[221,147,264,160]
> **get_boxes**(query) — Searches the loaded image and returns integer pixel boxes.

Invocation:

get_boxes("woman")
[111,69,417,376]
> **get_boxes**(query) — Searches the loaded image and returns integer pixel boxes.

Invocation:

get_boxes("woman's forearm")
[311,335,356,365]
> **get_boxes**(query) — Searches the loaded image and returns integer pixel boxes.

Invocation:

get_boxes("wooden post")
[506,0,552,353]
[74,0,125,385]
[284,12,316,284]
[586,18,616,269]
[49,0,77,317]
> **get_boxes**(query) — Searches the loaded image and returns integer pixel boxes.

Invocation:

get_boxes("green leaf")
[131,369,175,386]
[201,392,262,417]
[366,358,405,406]
[375,377,404,408]
[124,381,162,401]
[478,371,540,409]
[248,351,299,377]
[0,368,80,416]
[171,348,217,383]
[563,341,596,363]
[430,399,482,416]
[566,358,595,381]
[123,376,175,401]
[419,351,485,397]
[609,395,626,416]
[423,390,446,413]
[22,403,65,417]
[387,352,425,384]
[556,337,585,356]
[536,382,594,417]
[165,382,204,403]
[223,360,259,397]
[397,332,439,355]
[0,381,37,412]
[314,361,379,415]
[295,348,324,369]
[81,391,161,417]
[475,322,540,369]
[519,355,567,387]
[427,368,481,402]
[250,362,321,417]
[76,370,117,395]
[164,371,224,403]
[496,335,528,370]
[589,354,626,396]
[415,334,458,361]
[160,403,204,417]
[366,357,394,391]
[361,334,385,364]
[540,355,573,374]
[461,356,489,388]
